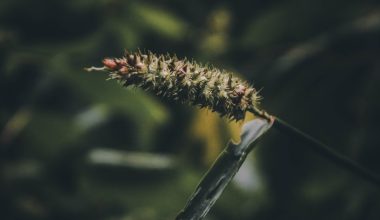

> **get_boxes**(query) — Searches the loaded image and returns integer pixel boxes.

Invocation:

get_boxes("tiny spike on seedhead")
[86,51,261,121]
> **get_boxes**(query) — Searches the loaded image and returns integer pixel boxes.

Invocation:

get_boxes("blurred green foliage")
[1,0,380,219]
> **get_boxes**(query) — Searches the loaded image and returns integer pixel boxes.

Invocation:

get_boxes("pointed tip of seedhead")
[84,66,107,72]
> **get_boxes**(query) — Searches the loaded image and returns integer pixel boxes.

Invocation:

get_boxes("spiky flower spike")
[86,51,261,121]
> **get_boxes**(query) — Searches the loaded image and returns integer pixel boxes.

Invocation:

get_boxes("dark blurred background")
[1,0,380,219]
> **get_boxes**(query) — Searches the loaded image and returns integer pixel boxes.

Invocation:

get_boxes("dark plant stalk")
[250,107,380,187]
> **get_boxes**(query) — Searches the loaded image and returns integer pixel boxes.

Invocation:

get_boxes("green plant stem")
[175,118,272,220]
[250,107,380,187]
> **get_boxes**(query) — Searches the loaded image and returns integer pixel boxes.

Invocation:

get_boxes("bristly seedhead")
[86,51,261,121]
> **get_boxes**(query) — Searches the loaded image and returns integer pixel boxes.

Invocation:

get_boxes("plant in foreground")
[86,50,380,220]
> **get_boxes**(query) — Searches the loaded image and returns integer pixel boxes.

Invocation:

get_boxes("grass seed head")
[87,51,261,121]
